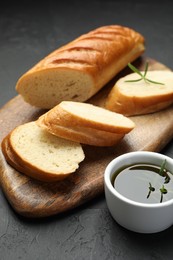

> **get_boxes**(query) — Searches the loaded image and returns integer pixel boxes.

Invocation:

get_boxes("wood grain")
[0,57,173,218]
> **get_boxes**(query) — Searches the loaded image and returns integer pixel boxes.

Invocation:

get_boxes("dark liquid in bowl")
[112,163,173,204]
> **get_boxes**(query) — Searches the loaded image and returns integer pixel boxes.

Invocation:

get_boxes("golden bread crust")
[16,25,145,108]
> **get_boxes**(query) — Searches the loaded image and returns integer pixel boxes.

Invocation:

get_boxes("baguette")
[37,101,135,146]
[105,70,173,116]
[16,25,145,109]
[1,122,85,182]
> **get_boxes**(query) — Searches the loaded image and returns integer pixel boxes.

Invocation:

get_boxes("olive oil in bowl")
[112,161,173,204]
[104,152,173,233]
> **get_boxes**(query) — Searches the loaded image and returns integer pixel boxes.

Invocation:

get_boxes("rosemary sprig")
[160,185,168,203]
[147,182,155,199]
[159,159,166,176]
[125,62,165,85]
[158,159,170,184]
[146,159,170,203]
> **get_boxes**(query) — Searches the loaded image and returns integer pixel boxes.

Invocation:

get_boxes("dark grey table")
[1,1,173,259]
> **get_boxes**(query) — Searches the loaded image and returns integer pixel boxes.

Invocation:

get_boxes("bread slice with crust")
[37,101,135,146]
[1,135,29,177]
[1,121,85,182]
[41,101,135,134]
[1,135,43,181]
[105,70,173,116]
[38,114,125,147]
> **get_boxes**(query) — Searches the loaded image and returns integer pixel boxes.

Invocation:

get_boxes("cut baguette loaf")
[16,25,145,109]
[105,70,173,116]
[37,101,135,146]
[1,121,85,182]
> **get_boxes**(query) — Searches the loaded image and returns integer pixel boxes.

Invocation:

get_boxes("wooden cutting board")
[0,57,173,218]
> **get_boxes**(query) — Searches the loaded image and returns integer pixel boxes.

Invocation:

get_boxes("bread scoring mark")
[57,46,102,54]
[91,26,143,43]
[51,58,93,66]
[91,31,131,38]
[46,27,139,69]
[79,36,114,42]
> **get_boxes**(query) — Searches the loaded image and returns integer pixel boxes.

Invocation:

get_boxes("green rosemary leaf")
[125,78,142,83]
[127,63,143,77]
[126,62,165,85]
[159,159,166,176]
[146,78,165,85]
[160,185,168,203]
[144,62,149,77]
[160,185,167,194]
[147,182,155,199]
[164,175,170,184]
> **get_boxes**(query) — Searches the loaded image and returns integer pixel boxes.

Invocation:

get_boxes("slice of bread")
[38,114,124,147]
[1,135,29,176]
[105,70,173,116]
[1,135,42,181]
[43,101,135,134]
[1,121,85,182]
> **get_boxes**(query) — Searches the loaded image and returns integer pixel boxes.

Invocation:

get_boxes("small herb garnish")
[147,182,155,199]
[158,159,171,184]
[160,185,168,203]
[146,159,170,203]
[164,175,170,184]
[159,159,166,176]
[125,62,165,85]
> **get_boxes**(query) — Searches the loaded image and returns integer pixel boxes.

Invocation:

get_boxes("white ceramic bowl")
[104,151,173,233]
